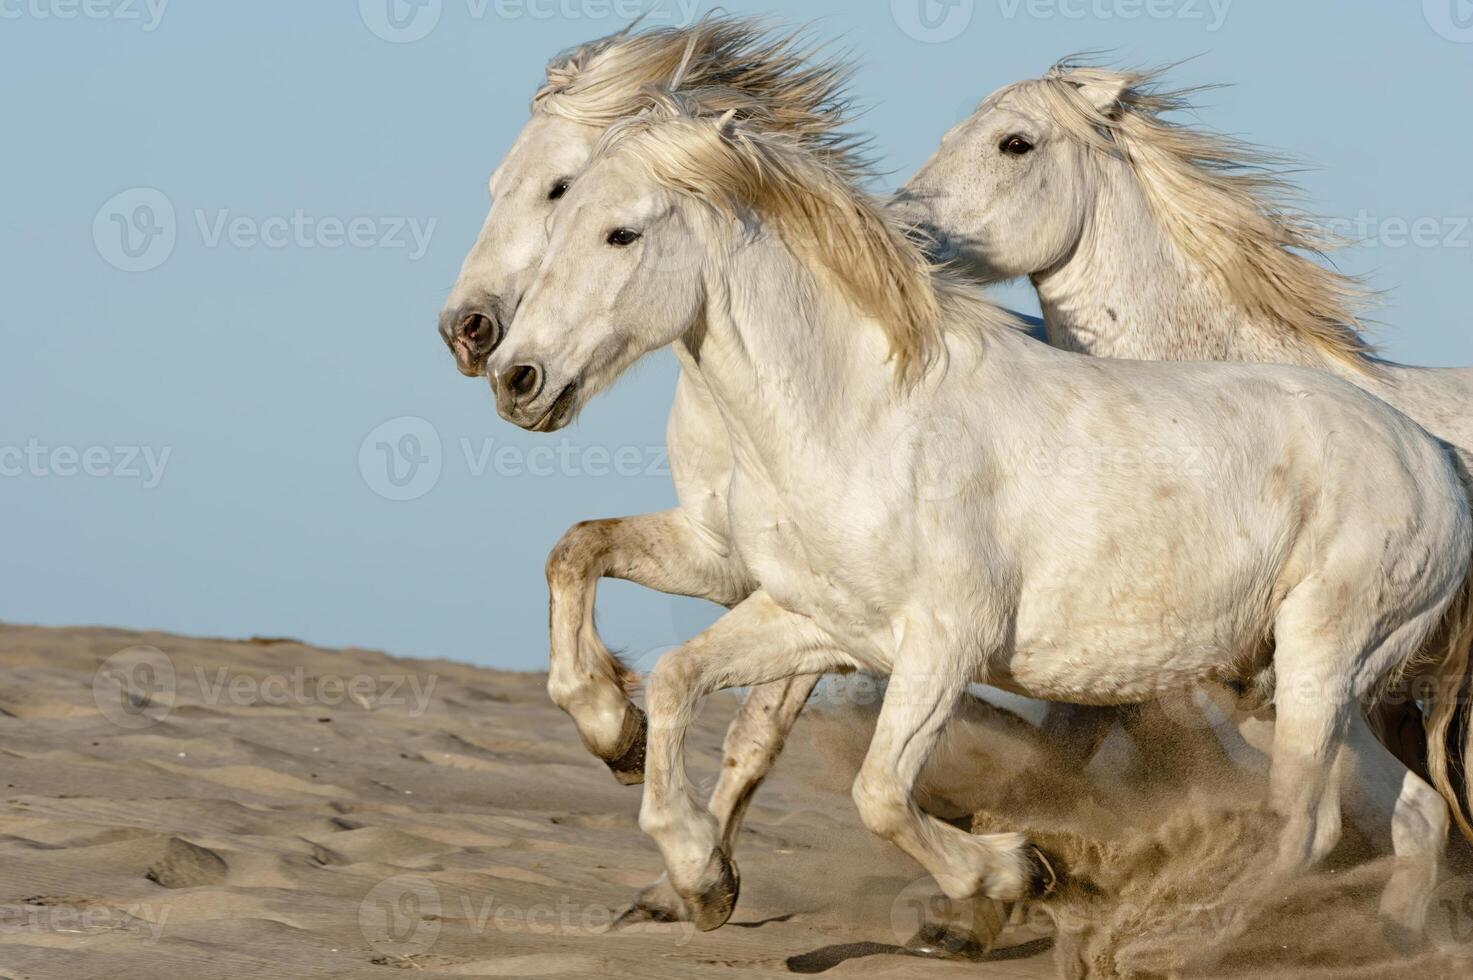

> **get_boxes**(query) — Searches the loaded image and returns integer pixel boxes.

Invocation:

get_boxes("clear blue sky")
[3,1,1471,671]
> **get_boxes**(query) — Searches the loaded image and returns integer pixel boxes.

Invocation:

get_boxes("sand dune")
[0,624,1052,979]
[1,623,1469,979]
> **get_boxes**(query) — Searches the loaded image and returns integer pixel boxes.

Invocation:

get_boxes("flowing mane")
[593,105,1019,384]
[1011,61,1375,369]
[533,14,869,180]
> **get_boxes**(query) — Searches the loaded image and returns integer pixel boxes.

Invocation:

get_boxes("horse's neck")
[1033,159,1334,372]
[677,240,889,475]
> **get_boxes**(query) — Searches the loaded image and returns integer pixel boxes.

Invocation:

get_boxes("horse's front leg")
[545,509,752,779]
[852,633,1055,906]
[639,592,850,931]
[617,673,820,925]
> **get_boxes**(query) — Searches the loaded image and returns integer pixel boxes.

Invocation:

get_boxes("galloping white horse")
[892,63,1473,463]
[490,104,1473,938]
[439,14,945,929]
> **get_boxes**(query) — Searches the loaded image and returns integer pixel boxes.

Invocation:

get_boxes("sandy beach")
[0,624,1057,980]
[2,623,1469,980]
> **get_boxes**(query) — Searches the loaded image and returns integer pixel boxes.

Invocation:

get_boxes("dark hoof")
[604,705,647,786]
[1026,844,1060,900]
[687,850,740,932]
[904,921,988,962]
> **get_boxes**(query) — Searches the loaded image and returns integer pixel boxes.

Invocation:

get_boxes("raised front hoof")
[603,705,648,786]
[611,875,689,928]
[904,921,989,962]
[686,850,741,932]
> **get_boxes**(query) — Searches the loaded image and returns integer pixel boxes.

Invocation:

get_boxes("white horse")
[438,13,926,929]
[891,62,1473,933]
[891,63,1473,464]
[490,104,1473,942]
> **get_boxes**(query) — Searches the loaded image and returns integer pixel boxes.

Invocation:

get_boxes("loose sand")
[0,624,1467,979]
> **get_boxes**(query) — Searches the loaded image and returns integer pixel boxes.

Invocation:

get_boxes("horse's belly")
[1003,594,1257,703]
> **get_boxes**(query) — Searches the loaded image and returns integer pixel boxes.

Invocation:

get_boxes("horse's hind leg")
[1268,582,1441,875]
[545,509,752,780]
[1342,709,1448,941]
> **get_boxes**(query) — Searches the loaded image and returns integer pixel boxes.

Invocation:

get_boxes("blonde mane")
[594,106,1017,383]
[1015,61,1375,368]
[533,14,868,180]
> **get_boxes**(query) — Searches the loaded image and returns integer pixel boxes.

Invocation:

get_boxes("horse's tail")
[1423,460,1473,845]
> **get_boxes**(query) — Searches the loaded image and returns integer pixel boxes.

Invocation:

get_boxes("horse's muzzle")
[438,299,507,377]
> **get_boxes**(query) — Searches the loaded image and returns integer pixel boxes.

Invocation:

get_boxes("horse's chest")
[725,476,873,628]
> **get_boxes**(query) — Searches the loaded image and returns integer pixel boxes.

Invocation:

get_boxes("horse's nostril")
[506,364,542,400]
[461,313,492,344]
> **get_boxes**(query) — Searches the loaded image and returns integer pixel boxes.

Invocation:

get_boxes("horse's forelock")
[531,14,867,179]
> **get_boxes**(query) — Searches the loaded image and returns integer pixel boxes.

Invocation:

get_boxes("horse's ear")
[1069,76,1130,119]
[670,33,698,92]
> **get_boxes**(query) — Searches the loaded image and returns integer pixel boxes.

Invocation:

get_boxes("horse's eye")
[1000,136,1034,156]
[606,228,642,247]
[547,179,571,201]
